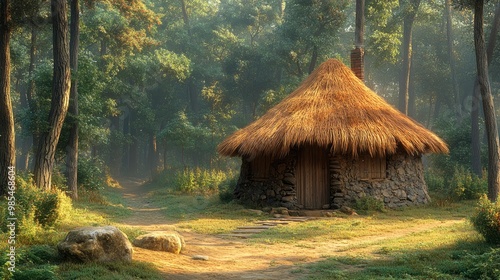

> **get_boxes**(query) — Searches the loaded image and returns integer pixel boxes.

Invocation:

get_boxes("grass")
[0,182,163,280]
[1,177,497,280]
[142,184,265,234]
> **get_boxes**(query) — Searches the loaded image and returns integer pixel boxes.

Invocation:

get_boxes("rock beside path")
[58,226,133,263]
[133,231,185,254]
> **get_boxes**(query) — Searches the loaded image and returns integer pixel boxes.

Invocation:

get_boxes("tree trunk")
[0,0,15,196]
[308,45,318,74]
[471,80,482,175]
[18,27,38,171]
[474,0,500,201]
[34,0,71,191]
[148,134,160,178]
[66,0,80,199]
[445,0,462,122]
[398,0,420,115]
[471,3,500,176]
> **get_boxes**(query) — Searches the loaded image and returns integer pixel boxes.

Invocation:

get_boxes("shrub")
[174,168,235,195]
[219,177,237,203]
[77,156,107,191]
[0,175,72,237]
[425,171,446,193]
[425,167,487,201]
[470,196,500,244]
[463,248,500,279]
[449,166,487,200]
[353,196,385,213]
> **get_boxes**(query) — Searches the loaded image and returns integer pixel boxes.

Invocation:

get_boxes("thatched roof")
[217,59,448,159]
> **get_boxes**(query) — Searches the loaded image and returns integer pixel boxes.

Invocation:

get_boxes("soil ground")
[114,178,463,280]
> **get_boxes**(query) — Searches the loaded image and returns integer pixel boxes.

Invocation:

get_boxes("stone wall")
[331,151,430,208]
[233,148,430,209]
[234,149,298,208]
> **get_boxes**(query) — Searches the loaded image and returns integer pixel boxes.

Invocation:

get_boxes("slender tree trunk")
[474,0,500,201]
[0,0,15,196]
[18,28,38,171]
[398,0,420,114]
[471,3,500,175]
[66,0,80,199]
[471,80,482,175]
[34,0,71,191]
[308,45,318,74]
[148,134,160,178]
[445,0,462,122]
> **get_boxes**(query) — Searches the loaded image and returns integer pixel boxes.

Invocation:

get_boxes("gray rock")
[283,176,296,185]
[58,226,133,263]
[133,231,185,254]
[192,255,209,261]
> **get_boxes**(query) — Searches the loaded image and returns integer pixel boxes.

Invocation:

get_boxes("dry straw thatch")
[218,59,448,159]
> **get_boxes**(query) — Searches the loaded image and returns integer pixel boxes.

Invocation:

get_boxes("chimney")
[351,0,365,81]
[350,47,364,81]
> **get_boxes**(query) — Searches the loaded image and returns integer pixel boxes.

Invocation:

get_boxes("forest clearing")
[0,176,491,279]
[2,0,500,279]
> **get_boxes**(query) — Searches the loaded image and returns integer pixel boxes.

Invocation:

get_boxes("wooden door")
[296,145,329,209]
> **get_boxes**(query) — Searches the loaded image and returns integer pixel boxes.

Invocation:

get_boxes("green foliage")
[155,48,191,81]
[78,156,107,191]
[0,175,72,239]
[426,166,487,201]
[353,196,385,213]
[366,0,402,64]
[174,168,235,195]
[218,176,237,203]
[450,166,487,200]
[58,261,164,280]
[463,248,500,280]
[0,245,59,280]
[471,196,500,244]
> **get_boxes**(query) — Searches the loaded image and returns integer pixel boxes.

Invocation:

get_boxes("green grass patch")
[57,261,163,280]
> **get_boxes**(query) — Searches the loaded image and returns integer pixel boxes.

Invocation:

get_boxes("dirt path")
[114,178,464,280]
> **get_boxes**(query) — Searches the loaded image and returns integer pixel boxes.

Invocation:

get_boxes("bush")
[425,171,446,193]
[174,168,235,195]
[78,156,107,191]
[425,167,487,201]
[471,196,500,244]
[463,248,500,279]
[219,177,237,203]
[353,196,385,213]
[0,175,72,236]
[449,166,487,200]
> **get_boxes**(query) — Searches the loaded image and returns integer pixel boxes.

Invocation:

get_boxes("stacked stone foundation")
[234,149,430,209]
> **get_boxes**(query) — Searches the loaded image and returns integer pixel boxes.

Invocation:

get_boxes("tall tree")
[473,0,500,201]
[471,3,500,176]
[34,0,71,191]
[0,0,15,196]
[445,0,462,121]
[66,0,80,199]
[398,0,421,115]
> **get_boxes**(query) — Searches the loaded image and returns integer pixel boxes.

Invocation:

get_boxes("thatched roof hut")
[218,59,448,210]
[218,59,447,159]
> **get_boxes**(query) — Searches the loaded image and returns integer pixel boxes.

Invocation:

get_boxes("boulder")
[133,231,185,254]
[58,226,133,263]
[340,206,357,215]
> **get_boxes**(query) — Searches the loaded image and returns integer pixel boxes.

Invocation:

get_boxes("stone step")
[255,221,289,225]
[232,229,267,234]
[219,234,252,239]
[237,226,275,230]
